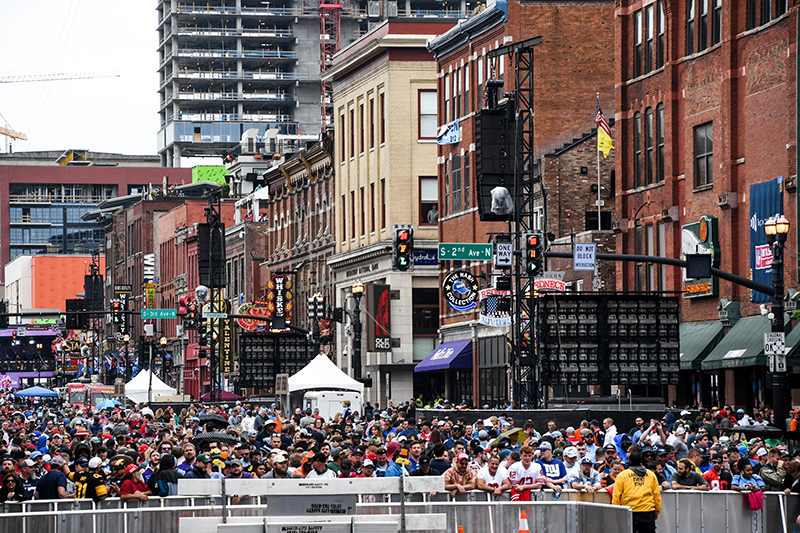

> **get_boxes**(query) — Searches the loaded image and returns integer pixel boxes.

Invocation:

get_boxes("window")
[370,182,375,233]
[359,103,364,154]
[645,6,654,74]
[762,0,771,25]
[698,0,708,52]
[420,177,438,225]
[634,10,643,77]
[341,194,346,241]
[694,122,713,188]
[454,70,461,119]
[380,93,386,144]
[464,65,470,115]
[339,114,345,162]
[464,151,471,209]
[658,222,667,292]
[350,190,356,238]
[444,75,450,123]
[687,0,695,55]
[419,90,437,139]
[646,225,655,291]
[349,108,355,158]
[712,0,722,45]
[645,108,654,185]
[477,57,484,109]
[444,159,450,215]
[369,99,375,149]
[635,226,644,292]
[360,187,365,236]
[634,112,642,188]
[451,154,462,213]
[381,179,386,229]
[777,0,787,17]
[747,0,757,30]
[657,2,665,68]
[656,103,665,182]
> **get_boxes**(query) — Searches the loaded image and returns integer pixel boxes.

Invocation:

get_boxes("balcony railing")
[176,26,293,38]
[176,48,297,60]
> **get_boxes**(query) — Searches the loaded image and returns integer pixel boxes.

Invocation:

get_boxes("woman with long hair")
[0,473,27,502]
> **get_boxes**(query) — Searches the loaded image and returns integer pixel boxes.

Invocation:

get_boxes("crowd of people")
[0,396,797,508]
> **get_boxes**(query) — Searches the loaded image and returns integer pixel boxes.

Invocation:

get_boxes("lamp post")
[122,334,130,381]
[764,214,791,428]
[351,281,364,381]
[35,342,43,385]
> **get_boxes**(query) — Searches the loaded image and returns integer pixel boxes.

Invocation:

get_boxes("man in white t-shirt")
[505,445,561,501]
[476,455,510,498]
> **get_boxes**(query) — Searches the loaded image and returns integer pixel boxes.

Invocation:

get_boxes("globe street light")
[764,214,791,428]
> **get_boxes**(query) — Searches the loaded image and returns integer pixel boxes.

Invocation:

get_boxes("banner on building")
[366,284,392,352]
[750,178,783,304]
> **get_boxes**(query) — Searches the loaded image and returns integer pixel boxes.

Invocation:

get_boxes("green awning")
[702,315,791,371]
[785,323,800,366]
[680,320,724,371]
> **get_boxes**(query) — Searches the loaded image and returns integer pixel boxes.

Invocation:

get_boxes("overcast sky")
[0,1,159,157]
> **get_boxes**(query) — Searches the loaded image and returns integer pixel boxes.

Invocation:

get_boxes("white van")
[302,390,362,422]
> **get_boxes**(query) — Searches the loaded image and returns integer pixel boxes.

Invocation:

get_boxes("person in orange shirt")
[789,410,800,432]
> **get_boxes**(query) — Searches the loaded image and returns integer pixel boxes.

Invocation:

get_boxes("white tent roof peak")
[126,369,177,404]
[288,353,364,394]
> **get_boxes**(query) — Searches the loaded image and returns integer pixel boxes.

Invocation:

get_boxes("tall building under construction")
[156,0,469,166]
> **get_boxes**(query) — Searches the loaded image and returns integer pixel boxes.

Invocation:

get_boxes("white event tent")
[288,354,364,394]
[126,369,177,404]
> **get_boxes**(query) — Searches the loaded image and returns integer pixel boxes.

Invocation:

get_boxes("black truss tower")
[488,36,542,408]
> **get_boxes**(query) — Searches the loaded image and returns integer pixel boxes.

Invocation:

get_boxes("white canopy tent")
[288,354,364,394]
[126,370,177,404]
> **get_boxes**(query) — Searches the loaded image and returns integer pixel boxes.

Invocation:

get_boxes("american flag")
[596,100,612,138]
[485,296,499,315]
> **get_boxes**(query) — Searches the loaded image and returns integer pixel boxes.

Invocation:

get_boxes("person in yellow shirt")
[611,448,661,533]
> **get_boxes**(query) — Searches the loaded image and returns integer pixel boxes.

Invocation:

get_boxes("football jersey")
[703,468,732,491]
[477,465,507,489]
[507,461,545,487]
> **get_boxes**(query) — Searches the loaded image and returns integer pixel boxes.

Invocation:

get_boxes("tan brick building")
[324,20,456,405]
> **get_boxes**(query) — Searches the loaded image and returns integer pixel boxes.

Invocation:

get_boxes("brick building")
[427,0,615,406]
[325,20,454,405]
[615,1,798,408]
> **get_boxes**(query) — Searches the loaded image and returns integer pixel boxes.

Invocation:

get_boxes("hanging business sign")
[681,215,720,299]
[366,284,392,352]
[236,302,272,332]
[220,305,236,375]
[443,271,479,311]
[266,275,293,332]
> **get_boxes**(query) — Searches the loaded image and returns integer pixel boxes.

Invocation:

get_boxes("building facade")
[325,20,454,406]
[427,0,615,407]
[615,1,798,408]
[156,0,473,166]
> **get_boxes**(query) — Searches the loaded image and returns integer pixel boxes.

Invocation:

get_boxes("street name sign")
[438,243,493,260]
[141,309,177,319]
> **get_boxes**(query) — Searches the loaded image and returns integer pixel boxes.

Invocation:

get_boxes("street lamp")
[122,334,130,381]
[35,342,43,385]
[351,281,364,381]
[764,214,791,429]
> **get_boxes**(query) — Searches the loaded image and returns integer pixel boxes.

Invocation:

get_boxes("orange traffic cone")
[518,510,530,533]
[457,527,464,533]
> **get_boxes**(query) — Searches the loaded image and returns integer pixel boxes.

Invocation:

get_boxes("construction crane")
[0,71,119,149]
[0,71,119,84]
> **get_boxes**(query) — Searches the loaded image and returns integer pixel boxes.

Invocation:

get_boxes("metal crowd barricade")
[0,485,796,533]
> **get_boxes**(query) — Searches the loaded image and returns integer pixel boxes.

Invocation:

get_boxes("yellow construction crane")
[0,71,119,144]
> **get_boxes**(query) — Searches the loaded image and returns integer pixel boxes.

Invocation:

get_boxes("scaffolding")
[320,0,342,131]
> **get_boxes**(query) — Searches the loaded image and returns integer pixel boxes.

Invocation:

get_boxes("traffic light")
[185,300,198,330]
[393,225,414,271]
[523,231,544,276]
[112,301,122,325]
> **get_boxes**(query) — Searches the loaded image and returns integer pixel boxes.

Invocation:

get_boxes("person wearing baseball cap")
[264,453,290,479]
[119,464,150,501]
[568,457,603,493]
[65,456,108,501]
[536,441,568,487]
[443,452,477,498]
[306,452,336,479]
[34,456,68,500]
[184,454,212,479]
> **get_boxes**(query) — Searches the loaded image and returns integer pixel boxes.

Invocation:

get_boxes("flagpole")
[597,93,601,231]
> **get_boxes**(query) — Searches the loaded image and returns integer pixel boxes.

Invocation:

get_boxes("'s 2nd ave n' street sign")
[141,309,177,319]
[438,243,493,261]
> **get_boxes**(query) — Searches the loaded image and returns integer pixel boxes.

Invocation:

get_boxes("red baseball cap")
[456,453,469,462]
